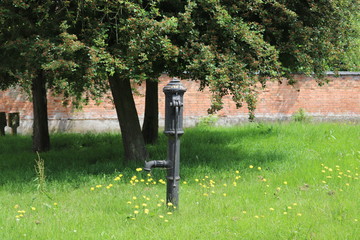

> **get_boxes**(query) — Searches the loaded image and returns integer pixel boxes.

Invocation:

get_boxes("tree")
[0,1,105,152]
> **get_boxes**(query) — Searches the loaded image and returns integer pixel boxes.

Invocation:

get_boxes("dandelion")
[134,205,139,209]
[31,207,36,211]
[136,168,143,172]
[242,211,247,214]
[258,167,262,170]
[322,181,327,184]
[195,179,199,182]
[160,199,165,203]
[249,165,254,169]
[293,203,298,206]
[205,176,209,179]
[147,173,151,177]
[235,176,241,180]
[159,215,164,219]
[269,208,275,211]
[167,212,173,215]
[183,181,187,184]
[127,201,132,204]
[328,168,333,172]
[326,176,332,179]
[134,210,139,215]
[114,177,120,181]
[203,193,209,197]
[96,185,102,188]
[283,212,288,215]
[132,196,137,200]
[140,179,145,182]
[157,204,162,207]
[321,170,326,173]
[53,203,58,206]
[167,202,173,207]
[287,206,292,210]
[90,187,95,191]
[233,182,237,186]
[144,209,149,214]
[297,213,302,217]
[235,170,240,174]
[346,183,350,186]
[223,184,227,187]
[14,204,19,209]
[276,187,281,191]
[254,215,259,219]
[142,203,147,207]
[223,193,227,197]
[164,219,169,222]
[354,219,358,222]
[283,181,288,185]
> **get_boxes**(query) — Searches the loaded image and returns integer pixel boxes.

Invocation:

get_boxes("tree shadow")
[0,124,286,189]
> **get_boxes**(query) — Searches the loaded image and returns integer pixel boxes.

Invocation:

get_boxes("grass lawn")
[0,123,359,239]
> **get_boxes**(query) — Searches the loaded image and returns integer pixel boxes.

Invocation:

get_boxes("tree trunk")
[142,79,159,144]
[32,70,50,152]
[108,73,148,164]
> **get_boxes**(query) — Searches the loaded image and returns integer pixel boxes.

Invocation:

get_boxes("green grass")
[0,123,359,239]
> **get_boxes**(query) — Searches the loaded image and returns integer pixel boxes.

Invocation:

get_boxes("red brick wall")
[0,73,359,133]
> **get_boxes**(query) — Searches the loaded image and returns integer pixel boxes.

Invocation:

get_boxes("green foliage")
[1,0,358,116]
[292,108,311,122]
[196,114,219,127]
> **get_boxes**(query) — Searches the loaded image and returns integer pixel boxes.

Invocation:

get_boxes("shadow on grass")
[0,124,285,188]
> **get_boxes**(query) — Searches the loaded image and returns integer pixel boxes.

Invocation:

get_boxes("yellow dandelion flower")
[144,209,149,214]
[195,179,199,182]
[235,170,240,174]
[164,219,169,222]
[223,193,227,197]
[339,188,343,192]
[159,215,164,219]
[132,196,137,200]
[262,178,267,182]
[223,184,227,187]
[146,198,150,201]
[242,211,247,214]
[90,187,95,191]
[321,170,326,173]
[287,206,292,210]
[147,173,151,177]
[96,185,102,188]
[31,207,36,211]
[269,208,275,211]
[160,199,165,203]
[167,212,173,215]
[235,176,241,180]
[297,213,302,216]
[183,181,187,184]
[15,215,20,218]
[140,179,145,182]
[328,168,333,172]
[354,219,358,222]
[134,210,139,215]
[142,203,147,207]
[127,201,132,204]
[322,181,327,184]
[326,176,332,179]
[293,203,298,206]
[347,170,351,173]
[233,182,237,186]
[258,167,262,170]
[114,177,120,181]
[167,202,173,207]
[157,204,162,207]
[346,183,350,186]
[53,203,58,206]
[106,186,111,189]
[134,205,139,209]
[249,165,254,169]
[283,212,288,215]
[136,168,143,172]
[276,187,281,191]
[254,215,259,219]
[14,204,20,209]
[203,193,209,197]
[283,181,288,185]
[205,176,209,179]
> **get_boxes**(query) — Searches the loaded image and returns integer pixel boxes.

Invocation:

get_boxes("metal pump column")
[144,78,186,208]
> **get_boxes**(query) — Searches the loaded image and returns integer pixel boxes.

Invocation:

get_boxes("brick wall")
[1,73,359,134]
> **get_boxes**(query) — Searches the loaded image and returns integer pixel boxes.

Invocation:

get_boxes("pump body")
[144,78,186,208]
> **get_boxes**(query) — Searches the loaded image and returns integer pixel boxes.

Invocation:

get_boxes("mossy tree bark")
[32,70,50,152]
[142,79,159,145]
[109,73,148,164]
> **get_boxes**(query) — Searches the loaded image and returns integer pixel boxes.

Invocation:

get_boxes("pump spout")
[144,160,170,171]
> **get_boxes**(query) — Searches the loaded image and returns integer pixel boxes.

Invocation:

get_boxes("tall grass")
[0,123,359,239]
